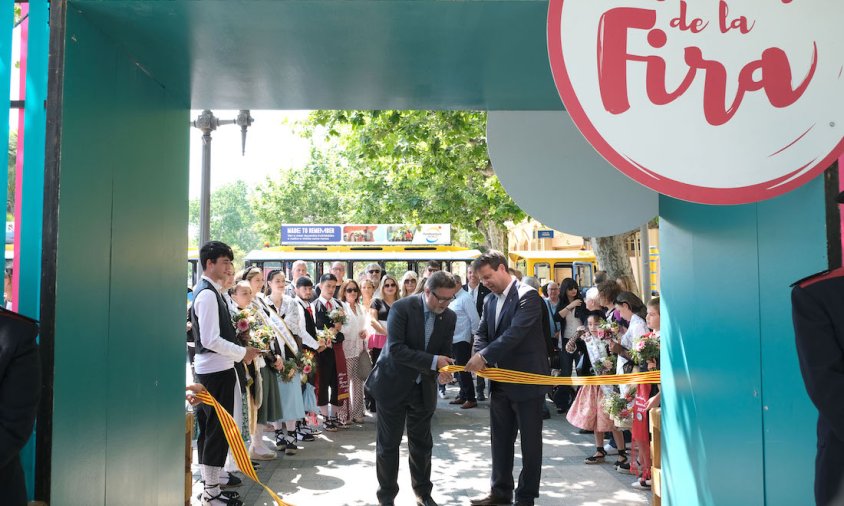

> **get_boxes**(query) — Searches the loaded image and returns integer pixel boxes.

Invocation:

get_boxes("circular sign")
[548,0,844,204]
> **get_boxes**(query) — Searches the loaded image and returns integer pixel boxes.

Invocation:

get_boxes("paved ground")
[192,383,651,506]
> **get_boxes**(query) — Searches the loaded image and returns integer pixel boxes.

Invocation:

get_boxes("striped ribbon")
[440,365,661,386]
[194,390,291,506]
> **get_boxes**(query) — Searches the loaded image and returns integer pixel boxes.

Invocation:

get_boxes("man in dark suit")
[465,264,492,400]
[792,259,844,506]
[0,309,40,506]
[365,271,459,506]
[465,251,551,506]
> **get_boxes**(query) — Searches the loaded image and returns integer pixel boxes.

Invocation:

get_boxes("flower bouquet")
[316,327,336,348]
[602,389,636,428]
[630,332,660,366]
[232,308,257,334]
[297,349,316,382]
[592,355,617,376]
[249,325,274,352]
[595,319,619,340]
[328,307,347,326]
[279,357,299,382]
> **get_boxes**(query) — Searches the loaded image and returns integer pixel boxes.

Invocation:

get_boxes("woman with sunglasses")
[367,275,399,413]
[398,271,419,299]
[339,279,368,424]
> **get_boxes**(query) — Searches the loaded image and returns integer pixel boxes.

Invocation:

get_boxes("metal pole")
[641,223,651,302]
[199,130,212,246]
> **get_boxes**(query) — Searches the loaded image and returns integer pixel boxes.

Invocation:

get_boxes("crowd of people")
[185,241,660,505]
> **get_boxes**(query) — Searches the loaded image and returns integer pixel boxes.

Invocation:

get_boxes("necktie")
[325,299,332,311]
[417,310,435,384]
[424,310,434,350]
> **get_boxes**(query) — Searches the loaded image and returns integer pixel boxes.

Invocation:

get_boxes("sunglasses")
[383,283,397,288]
[404,279,417,284]
[345,288,359,293]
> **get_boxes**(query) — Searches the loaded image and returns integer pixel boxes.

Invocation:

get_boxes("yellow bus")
[244,245,482,282]
[508,249,598,288]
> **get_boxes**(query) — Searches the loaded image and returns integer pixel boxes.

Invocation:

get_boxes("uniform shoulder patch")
[793,266,844,289]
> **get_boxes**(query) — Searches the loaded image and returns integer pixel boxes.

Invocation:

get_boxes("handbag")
[357,348,373,380]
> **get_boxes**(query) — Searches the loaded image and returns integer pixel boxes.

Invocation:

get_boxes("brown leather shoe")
[460,400,478,409]
[469,493,511,505]
[449,397,465,405]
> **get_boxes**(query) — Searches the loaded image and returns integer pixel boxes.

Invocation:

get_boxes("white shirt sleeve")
[193,289,246,361]
[466,294,481,334]
[296,301,320,349]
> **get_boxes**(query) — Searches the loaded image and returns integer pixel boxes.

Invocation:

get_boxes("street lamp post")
[191,109,254,246]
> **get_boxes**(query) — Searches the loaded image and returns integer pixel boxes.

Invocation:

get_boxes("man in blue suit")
[365,271,459,506]
[465,251,551,506]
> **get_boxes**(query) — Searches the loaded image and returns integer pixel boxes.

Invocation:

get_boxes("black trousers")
[196,368,237,467]
[816,429,844,505]
[0,454,26,506]
[376,382,434,504]
[489,388,544,502]
[317,350,339,406]
[453,341,476,402]
[365,348,382,411]
[554,350,578,411]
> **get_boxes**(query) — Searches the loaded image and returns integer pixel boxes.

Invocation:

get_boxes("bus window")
[553,263,574,284]
[515,259,527,276]
[534,262,551,284]
[383,261,410,279]
[573,262,594,288]
[450,261,468,281]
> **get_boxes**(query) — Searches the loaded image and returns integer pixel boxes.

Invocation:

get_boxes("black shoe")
[469,493,512,506]
[477,392,486,401]
[324,419,338,432]
[542,411,551,420]
[514,501,534,506]
[219,474,242,489]
[295,428,315,442]
[417,496,439,506]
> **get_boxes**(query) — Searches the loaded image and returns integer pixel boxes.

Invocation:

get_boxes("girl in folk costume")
[629,297,661,488]
[608,291,649,473]
[258,270,306,455]
[229,281,275,460]
[566,313,629,465]
[240,268,283,460]
[339,279,369,424]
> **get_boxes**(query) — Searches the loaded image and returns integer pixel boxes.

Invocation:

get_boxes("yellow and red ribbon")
[440,365,660,386]
[194,390,291,506]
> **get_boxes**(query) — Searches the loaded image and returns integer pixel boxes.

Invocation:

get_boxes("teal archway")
[32,2,837,505]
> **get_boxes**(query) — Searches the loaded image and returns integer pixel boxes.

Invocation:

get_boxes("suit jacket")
[0,310,40,469]
[463,283,491,318]
[365,294,456,410]
[474,279,551,399]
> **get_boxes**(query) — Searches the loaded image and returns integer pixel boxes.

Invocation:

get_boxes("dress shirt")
[494,277,517,332]
[294,297,320,349]
[467,282,480,306]
[416,301,440,383]
[193,275,246,374]
[449,289,480,344]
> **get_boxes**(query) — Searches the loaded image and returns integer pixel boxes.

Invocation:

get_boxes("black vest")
[297,298,317,350]
[190,278,239,354]
[313,298,345,344]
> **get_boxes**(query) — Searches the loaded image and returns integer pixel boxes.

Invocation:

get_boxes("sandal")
[584,447,607,464]
[199,489,244,505]
[615,449,631,472]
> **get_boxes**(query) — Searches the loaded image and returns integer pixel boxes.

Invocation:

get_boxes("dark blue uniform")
[792,266,844,505]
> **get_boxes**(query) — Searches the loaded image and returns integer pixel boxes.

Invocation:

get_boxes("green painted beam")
[69,0,563,110]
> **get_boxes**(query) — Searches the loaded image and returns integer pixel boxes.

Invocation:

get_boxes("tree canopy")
[252,110,525,251]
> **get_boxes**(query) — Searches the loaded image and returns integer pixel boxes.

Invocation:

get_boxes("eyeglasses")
[368,270,382,274]
[345,288,359,293]
[404,279,416,284]
[430,290,456,303]
[383,283,397,288]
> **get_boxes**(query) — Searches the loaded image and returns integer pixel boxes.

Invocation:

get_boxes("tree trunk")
[590,234,635,282]
[477,219,508,255]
